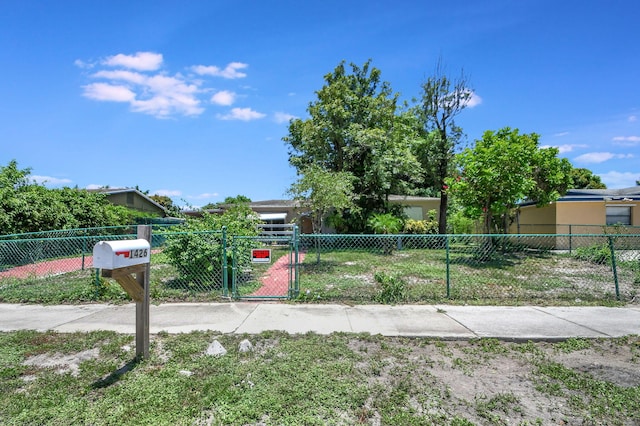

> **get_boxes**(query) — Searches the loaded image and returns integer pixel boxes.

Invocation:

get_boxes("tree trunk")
[438,190,448,234]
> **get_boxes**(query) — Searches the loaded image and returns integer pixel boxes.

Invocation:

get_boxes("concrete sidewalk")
[1,303,639,340]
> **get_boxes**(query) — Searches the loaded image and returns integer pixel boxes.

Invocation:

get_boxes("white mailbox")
[93,239,151,270]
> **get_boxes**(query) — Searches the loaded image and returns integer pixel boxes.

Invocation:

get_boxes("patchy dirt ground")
[346,336,640,425]
[19,334,640,425]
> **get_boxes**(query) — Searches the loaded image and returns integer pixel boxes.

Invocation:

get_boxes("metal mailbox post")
[93,225,152,359]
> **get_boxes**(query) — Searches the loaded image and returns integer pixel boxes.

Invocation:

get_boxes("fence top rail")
[0,233,138,244]
[299,233,640,238]
[519,223,640,228]
[233,235,292,241]
[0,224,181,240]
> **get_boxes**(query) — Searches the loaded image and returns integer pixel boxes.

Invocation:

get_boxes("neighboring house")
[510,187,640,247]
[387,195,441,221]
[247,196,441,234]
[187,196,441,234]
[247,199,310,233]
[88,188,168,217]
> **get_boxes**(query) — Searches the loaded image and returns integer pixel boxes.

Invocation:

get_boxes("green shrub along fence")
[0,228,638,305]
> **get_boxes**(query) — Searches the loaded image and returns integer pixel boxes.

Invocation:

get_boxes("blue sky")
[1,1,638,208]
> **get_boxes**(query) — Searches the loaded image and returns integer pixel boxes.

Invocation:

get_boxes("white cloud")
[79,53,252,118]
[541,144,587,154]
[131,74,203,117]
[574,152,634,163]
[598,171,639,188]
[83,71,202,117]
[190,192,219,199]
[103,52,163,71]
[462,91,482,108]
[612,136,640,146]
[553,132,570,137]
[629,115,637,122]
[74,59,93,69]
[92,70,147,84]
[86,184,104,190]
[211,90,236,106]
[191,62,248,79]
[274,112,296,124]
[82,83,136,102]
[31,175,73,186]
[217,107,266,121]
[152,189,182,197]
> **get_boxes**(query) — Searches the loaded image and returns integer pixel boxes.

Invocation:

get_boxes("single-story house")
[510,186,640,248]
[187,196,441,234]
[249,196,441,234]
[88,188,168,217]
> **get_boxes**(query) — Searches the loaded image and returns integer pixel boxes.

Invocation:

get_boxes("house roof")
[87,187,168,214]
[248,199,300,208]
[559,187,640,202]
[387,195,440,202]
[519,186,640,207]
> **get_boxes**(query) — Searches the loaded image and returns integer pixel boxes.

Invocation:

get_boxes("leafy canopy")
[569,168,607,189]
[287,165,355,233]
[283,60,420,232]
[0,160,135,234]
[447,127,572,233]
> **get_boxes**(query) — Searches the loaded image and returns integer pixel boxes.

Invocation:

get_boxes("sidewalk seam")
[344,306,354,332]
[439,309,478,338]
[231,303,261,334]
[51,305,114,333]
[532,307,610,337]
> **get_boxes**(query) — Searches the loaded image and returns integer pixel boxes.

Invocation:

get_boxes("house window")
[606,206,631,225]
[404,206,423,221]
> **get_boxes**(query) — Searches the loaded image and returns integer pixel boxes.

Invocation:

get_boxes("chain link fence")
[0,227,638,305]
[297,233,640,304]
[515,224,640,236]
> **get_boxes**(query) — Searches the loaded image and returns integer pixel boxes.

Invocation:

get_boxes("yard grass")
[1,330,639,425]
[298,248,637,306]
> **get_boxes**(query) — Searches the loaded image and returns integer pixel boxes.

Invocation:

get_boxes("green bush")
[403,216,438,235]
[164,205,260,288]
[373,272,406,304]
[448,209,476,234]
[573,244,611,265]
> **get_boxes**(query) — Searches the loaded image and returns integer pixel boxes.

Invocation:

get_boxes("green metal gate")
[231,229,300,299]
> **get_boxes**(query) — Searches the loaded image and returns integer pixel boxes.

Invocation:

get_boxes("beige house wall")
[512,203,557,234]
[388,197,440,221]
[515,201,640,230]
[513,199,640,249]
[556,201,604,232]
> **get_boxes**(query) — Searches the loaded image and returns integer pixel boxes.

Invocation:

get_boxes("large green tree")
[569,168,607,189]
[283,60,419,232]
[447,128,572,234]
[417,60,472,234]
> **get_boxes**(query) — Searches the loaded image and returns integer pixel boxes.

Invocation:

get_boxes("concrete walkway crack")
[232,303,261,334]
[532,307,610,337]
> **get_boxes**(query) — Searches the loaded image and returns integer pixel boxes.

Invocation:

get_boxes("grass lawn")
[1,330,639,425]
[297,248,638,306]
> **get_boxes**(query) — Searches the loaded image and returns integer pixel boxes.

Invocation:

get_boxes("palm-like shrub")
[367,213,403,255]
